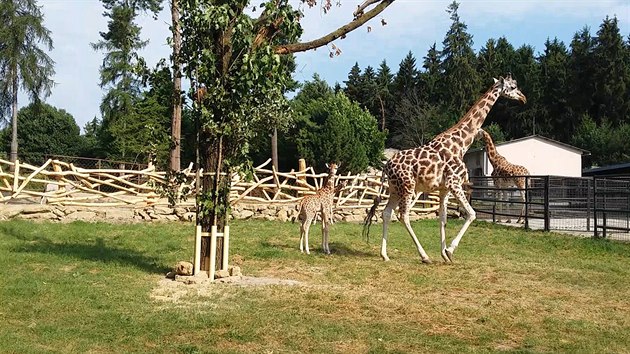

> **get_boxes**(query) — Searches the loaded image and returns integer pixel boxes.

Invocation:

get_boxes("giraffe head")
[325,162,339,176]
[493,74,527,104]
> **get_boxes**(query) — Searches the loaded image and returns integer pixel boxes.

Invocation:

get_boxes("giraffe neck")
[323,172,336,190]
[481,130,506,166]
[443,81,502,149]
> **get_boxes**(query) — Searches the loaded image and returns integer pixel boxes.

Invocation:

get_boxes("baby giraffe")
[296,163,343,254]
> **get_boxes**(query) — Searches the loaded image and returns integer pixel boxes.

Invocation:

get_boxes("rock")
[182,212,196,222]
[240,210,254,219]
[106,208,135,220]
[19,205,50,214]
[154,207,173,215]
[229,266,242,277]
[343,214,365,223]
[214,269,230,279]
[175,274,209,284]
[214,276,242,283]
[19,212,57,220]
[174,261,193,276]
[65,210,98,222]
[277,209,289,222]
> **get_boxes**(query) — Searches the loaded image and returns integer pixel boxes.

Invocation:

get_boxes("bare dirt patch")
[150,275,302,306]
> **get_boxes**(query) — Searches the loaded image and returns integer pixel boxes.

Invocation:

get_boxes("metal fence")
[470,175,630,240]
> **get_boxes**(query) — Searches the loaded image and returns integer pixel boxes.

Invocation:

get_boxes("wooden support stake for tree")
[209,225,218,280]
[194,224,202,276]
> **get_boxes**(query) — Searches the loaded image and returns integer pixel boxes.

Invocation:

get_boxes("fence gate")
[593,177,630,238]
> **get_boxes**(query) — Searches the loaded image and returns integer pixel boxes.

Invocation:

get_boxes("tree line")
[1,1,628,173]
[339,2,629,167]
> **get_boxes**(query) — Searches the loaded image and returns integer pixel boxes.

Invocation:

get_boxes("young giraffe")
[296,163,342,254]
[364,75,526,264]
[478,128,531,223]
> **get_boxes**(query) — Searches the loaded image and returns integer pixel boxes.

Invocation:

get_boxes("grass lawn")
[1,218,630,353]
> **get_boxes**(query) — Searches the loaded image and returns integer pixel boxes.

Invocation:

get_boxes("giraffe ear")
[325,163,330,169]
[493,77,498,84]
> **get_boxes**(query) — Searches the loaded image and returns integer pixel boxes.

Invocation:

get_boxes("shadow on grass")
[1,223,170,275]
[259,238,375,259]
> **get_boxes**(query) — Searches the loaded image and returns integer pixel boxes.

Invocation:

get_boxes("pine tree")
[420,43,441,106]
[390,51,420,147]
[568,27,596,119]
[343,62,362,104]
[91,0,162,160]
[439,1,481,116]
[360,65,379,118]
[393,51,419,101]
[479,37,520,137]
[592,16,629,125]
[511,44,542,138]
[538,38,570,140]
[375,60,394,132]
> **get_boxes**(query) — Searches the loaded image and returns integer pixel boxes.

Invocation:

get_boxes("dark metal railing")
[469,175,630,240]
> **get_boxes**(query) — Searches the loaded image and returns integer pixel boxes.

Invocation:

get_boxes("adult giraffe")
[364,75,527,264]
[478,128,531,224]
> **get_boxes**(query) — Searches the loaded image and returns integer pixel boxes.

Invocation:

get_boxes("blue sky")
[28,0,630,131]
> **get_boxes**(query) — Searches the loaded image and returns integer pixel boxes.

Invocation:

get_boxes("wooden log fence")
[0,158,455,213]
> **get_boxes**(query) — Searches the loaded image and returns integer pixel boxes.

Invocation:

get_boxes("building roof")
[466,134,590,155]
[582,162,630,176]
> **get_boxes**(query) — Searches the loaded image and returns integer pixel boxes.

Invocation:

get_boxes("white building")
[464,135,589,178]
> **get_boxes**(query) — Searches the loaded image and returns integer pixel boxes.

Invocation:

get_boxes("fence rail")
[0,157,454,215]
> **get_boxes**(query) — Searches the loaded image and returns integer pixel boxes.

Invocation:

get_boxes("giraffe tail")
[362,170,386,243]
[292,201,303,224]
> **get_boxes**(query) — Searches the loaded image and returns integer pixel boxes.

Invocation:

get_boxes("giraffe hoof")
[441,249,454,263]
[421,258,432,264]
[381,255,390,262]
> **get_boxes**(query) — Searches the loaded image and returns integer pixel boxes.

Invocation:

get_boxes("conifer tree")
[538,38,570,140]
[592,16,629,125]
[343,62,362,103]
[375,60,394,132]
[92,0,162,160]
[439,1,480,116]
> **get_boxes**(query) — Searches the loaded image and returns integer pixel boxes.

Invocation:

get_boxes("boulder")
[174,261,193,276]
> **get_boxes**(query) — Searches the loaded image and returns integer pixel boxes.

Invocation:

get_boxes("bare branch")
[353,0,382,18]
[273,0,395,55]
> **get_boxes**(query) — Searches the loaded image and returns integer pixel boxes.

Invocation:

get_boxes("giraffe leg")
[517,189,526,224]
[444,185,476,262]
[399,194,431,264]
[301,215,314,254]
[439,191,451,263]
[380,195,399,261]
[322,215,330,255]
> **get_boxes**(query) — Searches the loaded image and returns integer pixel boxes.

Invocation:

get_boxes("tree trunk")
[169,0,183,171]
[10,71,18,164]
[198,129,227,274]
[377,95,386,132]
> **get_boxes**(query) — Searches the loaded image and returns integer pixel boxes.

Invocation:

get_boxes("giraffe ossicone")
[364,75,527,264]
